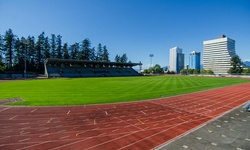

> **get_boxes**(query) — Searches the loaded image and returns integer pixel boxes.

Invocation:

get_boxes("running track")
[0,83,250,150]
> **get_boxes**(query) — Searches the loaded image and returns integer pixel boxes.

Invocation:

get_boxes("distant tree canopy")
[180,69,200,75]
[115,53,128,63]
[228,55,243,75]
[144,64,163,74]
[201,69,214,75]
[0,29,129,73]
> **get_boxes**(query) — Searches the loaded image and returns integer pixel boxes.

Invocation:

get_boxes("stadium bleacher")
[44,58,142,78]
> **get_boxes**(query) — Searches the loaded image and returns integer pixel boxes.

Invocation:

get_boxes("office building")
[203,35,236,74]
[169,47,184,73]
[189,51,201,71]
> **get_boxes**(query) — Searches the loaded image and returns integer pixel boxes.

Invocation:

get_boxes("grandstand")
[44,58,142,78]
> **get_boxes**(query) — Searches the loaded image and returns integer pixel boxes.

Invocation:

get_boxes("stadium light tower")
[22,38,28,78]
[149,54,154,68]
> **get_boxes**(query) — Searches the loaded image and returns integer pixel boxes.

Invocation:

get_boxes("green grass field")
[0,76,249,106]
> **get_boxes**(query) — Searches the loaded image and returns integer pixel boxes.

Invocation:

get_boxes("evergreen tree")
[44,36,50,59]
[35,32,45,72]
[0,34,3,52]
[56,35,62,58]
[89,47,96,61]
[102,45,109,62]
[96,43,103,61]
[0,34,4,72]
[70,43,79,59]
[27,36,36,71]
[120,53,128,63]
[50,34,56,58]
[80,38,91,60]
[3,29,16,69]
[115,54,120,62]
[62,43,70,59]
[228,55,243,74]
[13,38,24,71]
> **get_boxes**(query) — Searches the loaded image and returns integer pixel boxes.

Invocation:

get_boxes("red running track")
[0,83,250,150]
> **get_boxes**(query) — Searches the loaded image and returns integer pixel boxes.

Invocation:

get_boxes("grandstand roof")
[44,58,142,67]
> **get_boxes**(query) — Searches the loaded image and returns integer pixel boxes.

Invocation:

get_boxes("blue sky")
[0,0,250,69]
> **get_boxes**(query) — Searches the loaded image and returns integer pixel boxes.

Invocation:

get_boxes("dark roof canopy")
[44,58,142,67]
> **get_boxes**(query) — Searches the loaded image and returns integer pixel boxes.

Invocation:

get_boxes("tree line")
[0,29,129,73]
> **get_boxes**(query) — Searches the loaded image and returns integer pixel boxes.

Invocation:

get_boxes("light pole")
[22,39,28,78]
[149,54,154,68]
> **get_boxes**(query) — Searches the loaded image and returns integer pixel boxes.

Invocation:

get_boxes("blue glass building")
[189,51,200,71]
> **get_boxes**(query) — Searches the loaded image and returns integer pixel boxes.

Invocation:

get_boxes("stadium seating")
[46,65,141,78]
[44,58,142,78]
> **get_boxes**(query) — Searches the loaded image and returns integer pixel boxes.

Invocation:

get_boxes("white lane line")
[60,135,70,139]
[47,118,53,123]
[9,115,17,120]
[112,129,119,132]
[39,133,50,137]
[57,130,66,133]
[137,119,144,124]
[20,122,30,125]
[0,107,10,112]
[30,109,37,113]
[67,110,71,115]
[19,138,30,142]
[76,131,85,137]
[16,141,50,150]
[141,111,147,115]
[98,133,106,136]
[105,111,108,115]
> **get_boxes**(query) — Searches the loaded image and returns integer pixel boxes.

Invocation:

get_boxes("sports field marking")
[47,118,53,123]
[18,138,30,143]
[1,83,249,150]
[137,119,144,124]
[67,110,70,114]
[105,111,108,115]
[9,115,17,120]
[177,117,187,122]
[60,135,70,139]
[0,107,10,112]
[93,118,97,125]
[30,109,37,113]
[141,111,147,115]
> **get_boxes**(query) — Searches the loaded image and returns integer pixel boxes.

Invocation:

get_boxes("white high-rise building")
[169,47,184,73]
[203,35,236,74]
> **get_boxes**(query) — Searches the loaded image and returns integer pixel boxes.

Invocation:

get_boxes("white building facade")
[169,47,184,73]
[203,35,236,74]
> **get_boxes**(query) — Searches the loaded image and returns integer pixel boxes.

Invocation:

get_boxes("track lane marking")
[9,115,17,120]
[19,138,30,142]
[137,119,144,124]
[47,118,53,123]
[67,110,71,114]
[30,109,37,113]
[0,107,10,112]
